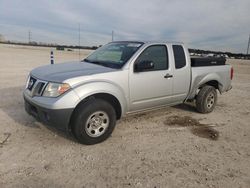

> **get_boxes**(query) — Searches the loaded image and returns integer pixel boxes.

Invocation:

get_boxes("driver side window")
[135,45,168,71]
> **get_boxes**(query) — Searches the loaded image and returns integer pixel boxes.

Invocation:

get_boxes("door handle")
[164,74,173,78]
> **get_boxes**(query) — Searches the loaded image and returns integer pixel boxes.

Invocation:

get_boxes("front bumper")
[226,85,232,92]
[24,95,74,132]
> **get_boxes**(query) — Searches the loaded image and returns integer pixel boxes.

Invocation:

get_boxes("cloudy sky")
[0,0,249,53]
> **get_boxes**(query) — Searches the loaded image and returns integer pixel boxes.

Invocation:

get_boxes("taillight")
[230,67,234,80]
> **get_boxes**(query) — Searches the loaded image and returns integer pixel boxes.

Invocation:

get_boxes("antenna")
[247,34,250,55]
[78,23,81,62]
[112,30,114,42]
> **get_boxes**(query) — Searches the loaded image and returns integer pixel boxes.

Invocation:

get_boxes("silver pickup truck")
[24,41,233,144]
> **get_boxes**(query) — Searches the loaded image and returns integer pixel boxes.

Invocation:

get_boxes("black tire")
[72,99,116,145]
[196,85,217,113]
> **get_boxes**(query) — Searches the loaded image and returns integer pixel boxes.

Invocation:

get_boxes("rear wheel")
[196,85,217,113]
[72,99,116,145]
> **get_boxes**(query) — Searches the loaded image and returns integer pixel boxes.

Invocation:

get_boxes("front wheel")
[196,85,217,113]
[72,99,116,145]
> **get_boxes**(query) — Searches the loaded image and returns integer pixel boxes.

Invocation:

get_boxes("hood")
[31,61,117,82]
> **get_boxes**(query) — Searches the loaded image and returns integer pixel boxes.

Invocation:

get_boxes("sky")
[0,0,250,53]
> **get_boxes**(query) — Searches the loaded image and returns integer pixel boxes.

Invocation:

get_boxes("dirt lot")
[0,44,250,188]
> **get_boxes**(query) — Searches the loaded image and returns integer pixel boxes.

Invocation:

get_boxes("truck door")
[172,45,191,102]
[129,45,173,111]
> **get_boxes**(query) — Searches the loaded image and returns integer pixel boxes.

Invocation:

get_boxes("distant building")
[0,34,5,42]
[206,53,215,57]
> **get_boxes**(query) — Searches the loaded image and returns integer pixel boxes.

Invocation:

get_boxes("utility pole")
[78,23,81,61]
[28,30,32,43]
[112,30,114,42]
[247,34,250,55]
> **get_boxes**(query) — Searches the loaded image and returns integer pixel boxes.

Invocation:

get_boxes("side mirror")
[134,60,154,72]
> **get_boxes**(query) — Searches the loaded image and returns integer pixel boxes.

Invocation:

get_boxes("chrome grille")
[27,77,37,91]
[26,76,47,97]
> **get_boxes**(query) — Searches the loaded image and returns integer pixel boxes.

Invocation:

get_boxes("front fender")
[73,81,128,116]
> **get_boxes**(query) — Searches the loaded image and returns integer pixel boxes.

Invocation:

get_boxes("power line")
[78,23,81,61]
[247,34,250,55]
[28,30,32,43]
[112,30,114,42]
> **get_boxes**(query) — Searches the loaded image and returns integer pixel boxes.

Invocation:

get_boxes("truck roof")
[112,40,184,45]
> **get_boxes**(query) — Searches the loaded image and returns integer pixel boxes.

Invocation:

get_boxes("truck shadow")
[0,86,76,142]
[172,102,197,113]
[0,86,38,127]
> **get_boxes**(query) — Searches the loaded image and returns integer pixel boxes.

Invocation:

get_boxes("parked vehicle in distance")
[23,41,233,144]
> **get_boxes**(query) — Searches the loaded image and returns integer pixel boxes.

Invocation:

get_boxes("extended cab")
[23,41,233,144]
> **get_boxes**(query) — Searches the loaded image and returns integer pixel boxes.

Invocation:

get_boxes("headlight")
[42,82,71,97]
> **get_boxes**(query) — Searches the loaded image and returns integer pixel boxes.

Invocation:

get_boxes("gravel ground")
[0,44,250,188]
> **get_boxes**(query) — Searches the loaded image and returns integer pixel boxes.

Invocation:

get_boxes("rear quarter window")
[173,45,186,69]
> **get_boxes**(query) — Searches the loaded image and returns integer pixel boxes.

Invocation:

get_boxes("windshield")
[83,42,143,69]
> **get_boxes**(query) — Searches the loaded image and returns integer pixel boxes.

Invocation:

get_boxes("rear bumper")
[24,95,74,132]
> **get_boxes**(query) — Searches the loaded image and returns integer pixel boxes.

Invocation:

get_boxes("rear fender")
[188,73,222,99]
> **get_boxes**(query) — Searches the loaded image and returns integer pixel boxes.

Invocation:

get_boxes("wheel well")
[199,80,219,90]
[90,93,122,120]
[195,80,220,100]
[69,93,122,130]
